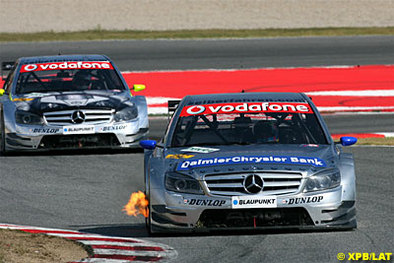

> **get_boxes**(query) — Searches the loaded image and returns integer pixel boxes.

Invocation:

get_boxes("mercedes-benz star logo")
[243,174,263,194]
[71,110,85,124]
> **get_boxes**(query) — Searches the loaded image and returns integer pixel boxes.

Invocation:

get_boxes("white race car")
[0,55,148,153]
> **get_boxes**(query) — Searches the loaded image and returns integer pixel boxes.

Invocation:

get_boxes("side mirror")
[140,140,157,150]
[133,84,146,92]
[340,136,357,146]
[0,89,4,96]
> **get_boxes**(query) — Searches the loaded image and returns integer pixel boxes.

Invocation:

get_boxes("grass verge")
[0,229,89,263]
[1,27,394,42]
[352,137,394,146]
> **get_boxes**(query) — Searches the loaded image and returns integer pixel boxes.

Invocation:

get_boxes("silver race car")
[140,92,357,234]
[0,55,148,153]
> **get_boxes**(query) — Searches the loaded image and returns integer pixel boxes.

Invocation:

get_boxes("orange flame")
[123,191,149,218]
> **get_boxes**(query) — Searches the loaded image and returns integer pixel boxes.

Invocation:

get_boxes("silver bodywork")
[0,55,148,152]
[143,93,356,233]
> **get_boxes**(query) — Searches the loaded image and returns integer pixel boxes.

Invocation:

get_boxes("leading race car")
[140,92,357,234]
[0,55,148,154]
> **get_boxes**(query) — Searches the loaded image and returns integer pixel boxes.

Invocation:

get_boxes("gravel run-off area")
[1,0,394,33]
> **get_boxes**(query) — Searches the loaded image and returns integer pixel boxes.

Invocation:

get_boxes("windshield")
[171,102,328,147]
[15,61,125,94]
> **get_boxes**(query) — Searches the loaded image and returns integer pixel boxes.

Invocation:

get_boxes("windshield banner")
[180,102,313,116]
[20,61,113,73]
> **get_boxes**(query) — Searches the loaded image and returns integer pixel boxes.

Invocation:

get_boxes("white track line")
[148,107,169,115]
[146,97,180,104]
[375,132,394,137]
[307,89,394,97]
[93,249,169,257]
[318,106,394,112]
[76,259,148,263]
[44,233,141,240]
[122,65,360,73]
[82,240,160,247]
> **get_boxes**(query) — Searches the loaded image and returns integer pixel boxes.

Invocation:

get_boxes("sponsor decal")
[63,125,95,134]
[100,125,127,132]
[178,155,326,170]
[12,97,34,102]
[281,195,323,205]
[302,144,319,147]
[180,146,220,154]
[184,199,226,207]
[180,102,313,116]
[165,154,195,159]
[20,61,113,73]
[232,196,277,208]
[30,128,60,134]
[67,101,86,106]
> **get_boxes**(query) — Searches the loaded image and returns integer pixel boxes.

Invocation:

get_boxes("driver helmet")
[253,120,279,143]
[72,70,91,89]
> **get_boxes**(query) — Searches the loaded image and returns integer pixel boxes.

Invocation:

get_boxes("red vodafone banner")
[20,61,113,73]
[180,102,313,116]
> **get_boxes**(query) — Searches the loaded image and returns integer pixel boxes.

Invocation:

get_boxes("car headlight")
[114,107,138,122]
[304,168,341,192]
[15,111,43,125]
[165,172,204,195]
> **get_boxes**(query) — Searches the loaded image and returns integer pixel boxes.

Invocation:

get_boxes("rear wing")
[1,61,15,80]
[168,100,181,120]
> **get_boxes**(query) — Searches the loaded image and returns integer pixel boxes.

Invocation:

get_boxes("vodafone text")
[21,61,113,72]
[180,102,313,116]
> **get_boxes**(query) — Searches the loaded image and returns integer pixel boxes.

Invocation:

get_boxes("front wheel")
[0,114,7,155]
[145,192,153,235]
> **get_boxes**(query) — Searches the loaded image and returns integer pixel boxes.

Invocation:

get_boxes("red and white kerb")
[20,61,114,73]
[180,102,313,116]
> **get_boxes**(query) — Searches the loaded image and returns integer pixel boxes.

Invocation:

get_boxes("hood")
[164,144,337,179]
[14,91,132,113]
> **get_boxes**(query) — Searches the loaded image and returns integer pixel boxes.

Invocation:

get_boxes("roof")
[182,92,309,105]
[18,54,110,65]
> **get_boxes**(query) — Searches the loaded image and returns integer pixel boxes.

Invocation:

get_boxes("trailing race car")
[140,92,357,234]
[0,55,148,153]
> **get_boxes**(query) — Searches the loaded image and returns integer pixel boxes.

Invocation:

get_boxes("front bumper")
[149,186,356,233]
[4,119,148,151]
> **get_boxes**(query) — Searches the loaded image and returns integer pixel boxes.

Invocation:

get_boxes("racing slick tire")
[0,113,7,156]
[145,210,153,235]
[145,192,152,235]
[145,194,167,236]
[145,192,154,235]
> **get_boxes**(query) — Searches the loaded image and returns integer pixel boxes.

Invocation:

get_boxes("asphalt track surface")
[1,115,393,263]
[1,36,394,71]
[0,37,393,262]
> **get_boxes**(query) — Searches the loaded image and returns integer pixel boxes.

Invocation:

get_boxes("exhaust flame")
[123,191,149,218]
